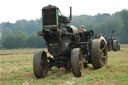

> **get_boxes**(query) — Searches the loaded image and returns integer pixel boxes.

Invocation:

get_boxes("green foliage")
[1,32,46,49]
[71,10,128,44]
[26,33,46,48]
[1,19,42,34]
[0,9,128,49]
[2,32,28,49]
[120,9,128,43]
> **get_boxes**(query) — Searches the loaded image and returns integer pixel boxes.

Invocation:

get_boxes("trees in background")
[120,9,128,43]
[2,32,27,48]
[0,9,128,49]
[1,32,46,49]
[26,33,46,48]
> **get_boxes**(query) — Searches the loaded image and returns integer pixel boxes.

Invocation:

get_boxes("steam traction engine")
[104,31,120,51]
[33,5,108,78]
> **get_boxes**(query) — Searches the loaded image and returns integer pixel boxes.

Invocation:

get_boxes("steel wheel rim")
[100,40,107,65]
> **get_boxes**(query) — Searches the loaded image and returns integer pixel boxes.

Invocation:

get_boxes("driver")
[98,33,107,44]
[80,25,86,32]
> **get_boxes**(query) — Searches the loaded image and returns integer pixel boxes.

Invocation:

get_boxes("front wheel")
[71,48,84,77]
[33,50,48,78]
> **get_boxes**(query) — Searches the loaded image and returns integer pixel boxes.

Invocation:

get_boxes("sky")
[0,0,128,23]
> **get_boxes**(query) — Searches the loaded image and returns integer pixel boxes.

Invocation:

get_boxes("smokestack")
[70,7,72,21]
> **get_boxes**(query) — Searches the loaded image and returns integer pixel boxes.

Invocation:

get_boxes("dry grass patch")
[0,45,128,85]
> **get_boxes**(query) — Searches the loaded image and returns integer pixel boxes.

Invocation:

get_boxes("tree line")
[0,32,46,49]
[0,9,128,49]
[71,9,128,43]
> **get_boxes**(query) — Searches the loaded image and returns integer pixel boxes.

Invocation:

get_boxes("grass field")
[0,45,128,85]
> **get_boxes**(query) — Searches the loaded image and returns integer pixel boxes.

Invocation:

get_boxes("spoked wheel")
[91,39,107,69]
[71,48,84,77]
[33,50,48,78]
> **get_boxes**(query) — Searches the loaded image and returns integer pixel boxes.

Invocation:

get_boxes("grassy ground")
[0,45,128,85]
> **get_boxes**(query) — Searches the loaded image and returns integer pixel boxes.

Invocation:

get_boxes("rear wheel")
[33,50,48,78]
[113,40,118,51]
[91,39,107,69]
[71,48,84,77]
